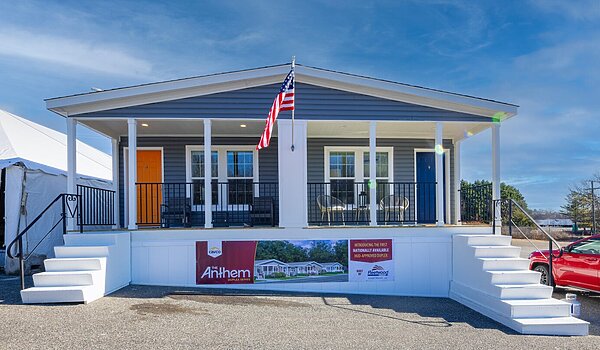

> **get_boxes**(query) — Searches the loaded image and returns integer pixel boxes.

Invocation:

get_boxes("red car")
[529,234,600,292]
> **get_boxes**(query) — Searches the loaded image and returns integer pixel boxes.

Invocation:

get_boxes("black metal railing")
[460,183,492,224]
[77,185,115,226]
[136,182,279,228]
[6,194,81,290]
[493,198,563,286]
[307,182,437,226]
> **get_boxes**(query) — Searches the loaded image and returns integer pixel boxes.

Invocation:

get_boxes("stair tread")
[514,316,589,325]
[35,270,99,276]
[22,285,92,292]
[488,270,538,274]
[46,257,104,261]
[503,299,569,306]
[496,283,551,288]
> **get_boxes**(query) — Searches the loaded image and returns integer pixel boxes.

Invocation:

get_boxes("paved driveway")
[1,274,599,350]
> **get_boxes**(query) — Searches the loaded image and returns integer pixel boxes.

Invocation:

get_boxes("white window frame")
[324,146,393,206]
[186,145,259,211]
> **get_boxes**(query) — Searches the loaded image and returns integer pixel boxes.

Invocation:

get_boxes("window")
[186,146,258,209]
[227,151,254,205]
[364,152,390,203]
[325,147,393,205]
[190,150,218,205]
[570,239,600,255]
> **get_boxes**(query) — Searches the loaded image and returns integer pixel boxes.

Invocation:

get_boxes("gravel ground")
[0,274,599,350]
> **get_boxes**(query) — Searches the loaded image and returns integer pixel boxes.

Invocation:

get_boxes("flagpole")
[291,56,296,152]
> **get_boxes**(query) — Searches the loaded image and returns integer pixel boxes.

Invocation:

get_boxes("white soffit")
[46,64,518,119]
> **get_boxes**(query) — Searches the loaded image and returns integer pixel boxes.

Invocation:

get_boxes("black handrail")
[6,193,81,290]
[492,198,563,286]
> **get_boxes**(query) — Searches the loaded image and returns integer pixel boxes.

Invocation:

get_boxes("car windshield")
[570,238,600,255]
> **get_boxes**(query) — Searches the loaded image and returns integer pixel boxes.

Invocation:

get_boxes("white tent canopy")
[0,109,113,272]
[0,109,111,180]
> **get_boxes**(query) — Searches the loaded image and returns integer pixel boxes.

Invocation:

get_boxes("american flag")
[256,70,295,150]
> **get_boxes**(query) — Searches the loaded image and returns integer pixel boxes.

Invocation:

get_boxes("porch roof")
[46,63,518,121]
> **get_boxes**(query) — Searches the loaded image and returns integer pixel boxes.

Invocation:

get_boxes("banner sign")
[196,240,349,285]
[349,239,394,282]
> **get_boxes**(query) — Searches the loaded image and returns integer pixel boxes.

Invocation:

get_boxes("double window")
[325,147,393,205]
[186,146,258,208]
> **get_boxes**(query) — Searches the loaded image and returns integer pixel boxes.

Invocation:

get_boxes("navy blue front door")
[416,152,445,224]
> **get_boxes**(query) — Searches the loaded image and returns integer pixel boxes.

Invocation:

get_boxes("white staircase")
[20,232,130,304]
[450,234,589,336]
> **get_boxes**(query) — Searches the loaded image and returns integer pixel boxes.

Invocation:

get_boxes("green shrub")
[267,272,287,279]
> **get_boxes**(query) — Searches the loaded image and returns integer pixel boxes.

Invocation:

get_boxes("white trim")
[111,138,120,228]
[454,140,461,225]
[47,65,517,119]
[123,146,164,227]
[413,148,451,224]
[66,118,77,230]
[324,146,394,184]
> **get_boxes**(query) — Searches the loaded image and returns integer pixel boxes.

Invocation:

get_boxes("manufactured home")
[8,63,589,335]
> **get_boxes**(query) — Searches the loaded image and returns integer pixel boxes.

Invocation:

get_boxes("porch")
[45,63,514,231]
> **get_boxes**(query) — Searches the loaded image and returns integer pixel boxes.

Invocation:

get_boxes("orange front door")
[136,150,162,225]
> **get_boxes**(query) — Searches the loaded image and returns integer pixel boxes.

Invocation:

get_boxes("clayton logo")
[207,240,223,258]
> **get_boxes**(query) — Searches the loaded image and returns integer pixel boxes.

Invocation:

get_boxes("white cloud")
[0,28,153,78]
[529,0,600,20]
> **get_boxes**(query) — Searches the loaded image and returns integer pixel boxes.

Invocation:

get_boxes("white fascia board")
[295,66,518,119]
[46,63,517,120]
[46,65,291,116]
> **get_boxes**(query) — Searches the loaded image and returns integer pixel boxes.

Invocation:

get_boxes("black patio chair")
[250,196,274,227]
[161,197,192,228]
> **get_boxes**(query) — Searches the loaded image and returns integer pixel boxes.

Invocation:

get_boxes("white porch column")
[66,117,77,230]
[435,122,445,226]
[127,118,137,230]
[454,140,461,225]
[112,138,120,229]
[369,121,377,226]
[278,119,308,228]
[204,119,213,228]
[492,123,501,234]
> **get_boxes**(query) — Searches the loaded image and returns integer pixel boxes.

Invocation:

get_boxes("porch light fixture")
[240,124,247,128]
[141,123,149,127]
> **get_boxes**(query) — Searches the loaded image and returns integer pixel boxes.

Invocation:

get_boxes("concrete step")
[487,270,541,284]
[54,245,112,258]
[515,317,589,336]
[44,257,106,272]
[20,285,102,304]
[32,270,102,287]
[470,245,521,258]
[478,257,531,271]
[492,283,554,300]
[458,235,512,247]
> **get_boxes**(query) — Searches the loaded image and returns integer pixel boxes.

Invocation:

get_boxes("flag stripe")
[256,70,295,150]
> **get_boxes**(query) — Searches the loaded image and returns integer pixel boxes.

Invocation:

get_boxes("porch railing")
[77,185,115,226]
[307,182,436,226]
[460,183,492,224]
[136,182,279,228]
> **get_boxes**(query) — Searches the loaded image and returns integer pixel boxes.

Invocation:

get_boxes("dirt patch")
[130,302,207,316]
[169,294,309,308]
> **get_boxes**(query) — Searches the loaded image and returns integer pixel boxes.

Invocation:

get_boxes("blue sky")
[1,0,599,210]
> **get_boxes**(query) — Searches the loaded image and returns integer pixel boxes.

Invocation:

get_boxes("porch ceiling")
[79,118,489,141]
[307,121,491,140]
[78,119,275,139]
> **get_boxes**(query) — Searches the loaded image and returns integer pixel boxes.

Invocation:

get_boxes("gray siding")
[77,83,490,122]
[118,136,278,226]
